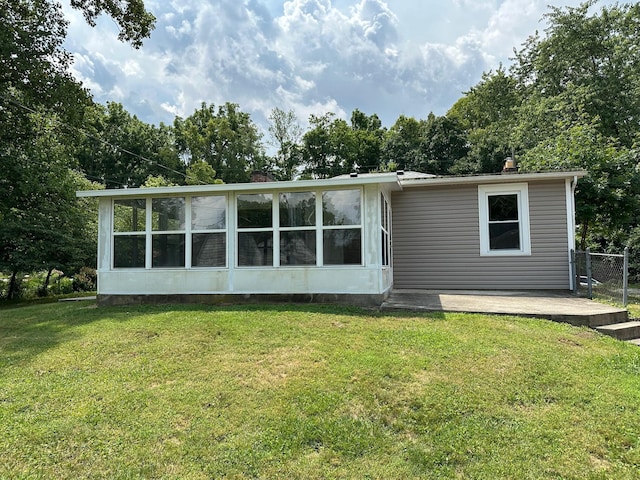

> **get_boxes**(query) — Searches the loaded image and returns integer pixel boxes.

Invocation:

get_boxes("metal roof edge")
[398,170,587,188]
[76,173,401,198]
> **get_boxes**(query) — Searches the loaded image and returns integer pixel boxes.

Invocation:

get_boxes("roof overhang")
[77,170,588,198]
[76,172,402,198]
[398,170,587,189]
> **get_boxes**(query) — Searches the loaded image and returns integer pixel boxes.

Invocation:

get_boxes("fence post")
[586,247,592,299]
[570,249,577,294]
[623,246,629,307]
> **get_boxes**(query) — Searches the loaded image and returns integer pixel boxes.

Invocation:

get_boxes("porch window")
[191,196,226,267]
[152,197,185,267]
[322,189,362,265]
[279,192,316,265]
[478,183,531,256]
[381,193,391,266]
[237,193,273,266]
[113,199,146,268]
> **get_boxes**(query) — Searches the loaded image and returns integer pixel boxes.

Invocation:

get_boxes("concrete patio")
[381,290,636,342]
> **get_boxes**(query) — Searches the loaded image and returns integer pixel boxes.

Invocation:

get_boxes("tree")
[0,109,101,298]
[77,102,182,188]
[174,102,265,183]
[419,113,468,174]
[381,115,427,171]
[512,1,640,147]
[69,0,155,48]
[185,160,223,185]
[447,68,520,173]
[267,108,304,180]
[0,0,156,298]
[302,110,385,178]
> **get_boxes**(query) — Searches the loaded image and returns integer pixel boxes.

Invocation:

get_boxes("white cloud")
[61,0,619,136]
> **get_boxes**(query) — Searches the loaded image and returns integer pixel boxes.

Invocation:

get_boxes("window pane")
[322,190,360,226]
[192,233,226,267]
[152,198,185,231]
[237,194,272,228]
[323,229,361,265]
[280,192,315,227]
[488,194,518,222]
[238,232,273,266]
[489,222,520,250]
[114,199,146,232]
[280,231,316,265]
[192,196,226,230]
[114,235,146,268]
[152,234,185,267]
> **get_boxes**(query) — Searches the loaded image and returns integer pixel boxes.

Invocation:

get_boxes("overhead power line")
[0,93,208,186]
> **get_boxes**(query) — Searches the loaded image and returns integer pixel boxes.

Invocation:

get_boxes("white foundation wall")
[96,185,392,296]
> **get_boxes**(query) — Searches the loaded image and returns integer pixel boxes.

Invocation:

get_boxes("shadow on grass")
[0,299,447,372]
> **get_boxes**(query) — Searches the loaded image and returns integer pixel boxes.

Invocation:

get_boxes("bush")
[73,267,97,292]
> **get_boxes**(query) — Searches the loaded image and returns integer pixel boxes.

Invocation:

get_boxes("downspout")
[568,176,578,291]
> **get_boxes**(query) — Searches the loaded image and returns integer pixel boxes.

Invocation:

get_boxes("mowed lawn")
[1,302,640,479]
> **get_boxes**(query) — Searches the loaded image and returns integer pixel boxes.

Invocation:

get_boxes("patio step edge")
[596,321,640,341]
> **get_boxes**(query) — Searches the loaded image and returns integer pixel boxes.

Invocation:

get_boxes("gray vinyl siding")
[392,180,570,290]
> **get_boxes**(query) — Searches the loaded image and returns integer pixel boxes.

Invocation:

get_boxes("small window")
[478,184,530,256]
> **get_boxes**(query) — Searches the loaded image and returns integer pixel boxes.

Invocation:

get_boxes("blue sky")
[61,0,616,136]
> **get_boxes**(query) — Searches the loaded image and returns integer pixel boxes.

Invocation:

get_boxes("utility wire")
[0,93,209,185]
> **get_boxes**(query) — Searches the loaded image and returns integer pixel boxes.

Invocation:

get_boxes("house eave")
[77,172,402,198]
[398,170,587,188]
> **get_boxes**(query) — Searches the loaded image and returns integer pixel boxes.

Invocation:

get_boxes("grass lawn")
[1,301,640,479]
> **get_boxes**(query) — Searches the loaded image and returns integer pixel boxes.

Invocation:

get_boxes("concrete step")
[596,321,640,341]
[626,338,640,346]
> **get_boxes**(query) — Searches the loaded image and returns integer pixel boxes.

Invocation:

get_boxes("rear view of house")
[77,170,584,305]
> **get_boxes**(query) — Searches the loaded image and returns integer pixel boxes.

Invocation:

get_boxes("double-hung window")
[478,183,531,256]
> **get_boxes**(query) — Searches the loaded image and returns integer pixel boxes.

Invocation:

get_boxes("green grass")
[1,302,640,479]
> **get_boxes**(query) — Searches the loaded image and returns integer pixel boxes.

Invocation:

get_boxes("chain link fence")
[572,248,629,306]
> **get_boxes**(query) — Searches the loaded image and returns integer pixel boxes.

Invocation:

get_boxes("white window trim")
[478,183,531,256]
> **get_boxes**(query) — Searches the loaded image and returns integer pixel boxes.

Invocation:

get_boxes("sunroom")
[78,173,400,305]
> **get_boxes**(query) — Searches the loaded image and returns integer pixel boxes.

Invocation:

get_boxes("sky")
[61,0,616,137]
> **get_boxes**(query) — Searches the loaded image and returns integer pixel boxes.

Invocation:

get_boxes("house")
[76,169,585,306]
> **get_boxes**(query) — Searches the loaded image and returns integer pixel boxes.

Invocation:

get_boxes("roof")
[76,170,587,198]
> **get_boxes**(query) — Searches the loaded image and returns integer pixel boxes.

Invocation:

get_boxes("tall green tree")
[512,1,640,147]
[447,68,520,173]
[174,102,265,183]
[78,102,182,188]
[267,107,304,180]
[381,115,427,171]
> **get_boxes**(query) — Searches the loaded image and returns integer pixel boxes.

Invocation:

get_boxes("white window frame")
[111,196,228,270]
[478,183,531,256]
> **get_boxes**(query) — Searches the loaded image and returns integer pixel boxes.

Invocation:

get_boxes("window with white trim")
[322,189,362,265]
[237,193,273,266]
[279,191,316,265]
[152,198,186,267]
[112,196,227,269]
[478,183,531,256]
[191,196,227,267]
[381,193,391,267]
[113,199,146,268]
